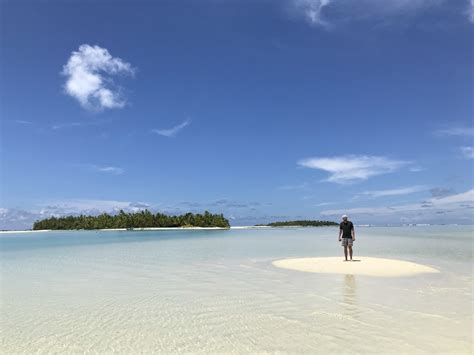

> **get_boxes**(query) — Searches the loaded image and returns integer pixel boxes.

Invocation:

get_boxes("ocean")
[1,226,472,353]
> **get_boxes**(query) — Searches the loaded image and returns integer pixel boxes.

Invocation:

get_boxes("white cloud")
[62,44,134,110]
[435,127,474,137]
[0,208,41,230]
[409,166,425,172]
[12,120,33,124]
[320,189,474,223]
[468,0,474,23]
[289,0,473,28]
[359,185,427,198]
[52,122,84,130]
[298,155,409,184]
[294,0,332,27]
[51,118,111,130]
[0,200,152,230]
[39,199,149,215]
[278,182,309,190]
[315,202,335,207]
[152,119,191,137]
[95,166,124,175]
[460,146,474,159]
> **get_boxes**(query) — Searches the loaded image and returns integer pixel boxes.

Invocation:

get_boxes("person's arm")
[338,225,342,241]
[351,225,355,241]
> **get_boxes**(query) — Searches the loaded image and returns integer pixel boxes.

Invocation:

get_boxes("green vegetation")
[257,220,338,227]
[33,210,230,230]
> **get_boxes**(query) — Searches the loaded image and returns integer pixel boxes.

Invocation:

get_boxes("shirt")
[340,221,354,238]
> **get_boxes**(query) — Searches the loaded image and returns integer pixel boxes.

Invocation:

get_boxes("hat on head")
[342,214,348,219]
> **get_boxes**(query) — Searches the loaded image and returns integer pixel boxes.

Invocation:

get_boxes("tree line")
[257,220,338,227]
[33,210,230,230]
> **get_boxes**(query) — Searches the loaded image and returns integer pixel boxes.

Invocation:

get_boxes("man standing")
[339,215,355,261]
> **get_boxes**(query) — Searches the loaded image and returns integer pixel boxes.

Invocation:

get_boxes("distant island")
[33,210,230,230]
[257,220,338,227]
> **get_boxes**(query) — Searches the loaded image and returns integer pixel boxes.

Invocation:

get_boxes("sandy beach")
[273,256,440,277]
[0,227,230,234]
[0,229,52,234]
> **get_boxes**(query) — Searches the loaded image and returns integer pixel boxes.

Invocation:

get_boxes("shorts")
[341,238,353,246]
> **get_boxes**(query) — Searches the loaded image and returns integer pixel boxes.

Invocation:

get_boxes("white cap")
[342,215,348,219]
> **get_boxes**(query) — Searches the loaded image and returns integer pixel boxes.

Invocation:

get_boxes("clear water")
[1,226,472,354]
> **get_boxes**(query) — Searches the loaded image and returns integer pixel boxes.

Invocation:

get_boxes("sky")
[1,0,473,229]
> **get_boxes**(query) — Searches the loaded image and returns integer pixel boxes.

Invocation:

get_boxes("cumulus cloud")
[0,208,40,230]
[152,119,191,137]
[39,199,150,215]
[298,155,409,184]
[358,185,427,198]
[460,146,474,159]
[62,44,134,110]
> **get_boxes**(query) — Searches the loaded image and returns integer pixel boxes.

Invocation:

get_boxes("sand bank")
[272,256,439,277]
[0,229,51,234]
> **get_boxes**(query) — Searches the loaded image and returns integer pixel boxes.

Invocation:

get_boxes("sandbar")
[272,256,439,277]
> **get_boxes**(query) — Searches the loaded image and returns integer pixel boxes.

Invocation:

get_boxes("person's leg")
[343,245,348,260]
[348,245,353,260]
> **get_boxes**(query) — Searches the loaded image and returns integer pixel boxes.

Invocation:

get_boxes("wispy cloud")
[11,120,33,125]
[435,126,474,137]
[460,146,474,159]
[152,119,191,137]
[320,189,474,223]
[409,166,425,172]
[298,155,409,184]
[358,185,427,198]
[62,44,134,111]
[315,202,335,207]
[95,166,124,175]
[278,182,309,190]
[468,0,474,23]
[294,0,331,28]
[78,164,124,175]
[51,119,112,130]
[289,0,460,28]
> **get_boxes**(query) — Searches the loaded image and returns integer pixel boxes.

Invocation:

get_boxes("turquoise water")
[1,226,472,353]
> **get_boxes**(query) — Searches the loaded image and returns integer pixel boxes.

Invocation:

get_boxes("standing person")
[339,215,355,261]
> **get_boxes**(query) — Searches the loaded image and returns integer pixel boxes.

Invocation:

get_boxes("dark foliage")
[33,210,230,230]
[257,220,338,227]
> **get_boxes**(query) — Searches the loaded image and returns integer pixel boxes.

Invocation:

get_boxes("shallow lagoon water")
[1,226,472,353]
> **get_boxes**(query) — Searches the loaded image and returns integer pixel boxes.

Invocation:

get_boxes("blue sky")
[1,0,473,229]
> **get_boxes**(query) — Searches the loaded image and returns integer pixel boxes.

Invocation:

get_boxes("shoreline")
[1,224,470,234]
[0,225,340,234]
[0,227,230,234]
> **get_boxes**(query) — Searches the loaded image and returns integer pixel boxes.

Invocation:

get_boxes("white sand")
[0,229,51,234]
[273,256,439,277]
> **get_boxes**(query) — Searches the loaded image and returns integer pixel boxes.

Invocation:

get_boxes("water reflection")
[342,274,358,318]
